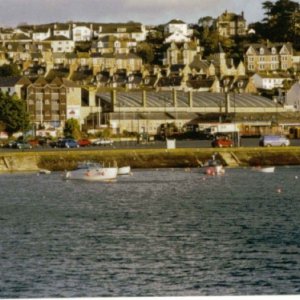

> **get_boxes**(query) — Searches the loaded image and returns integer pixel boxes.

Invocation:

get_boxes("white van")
[259,135,290,147]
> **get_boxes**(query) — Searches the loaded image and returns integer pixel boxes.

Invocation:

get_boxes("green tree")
[0,63,21,76]
[0,92,29,136]
[63,118,81,139]
[257,0,300,45]
[136,42,155,64]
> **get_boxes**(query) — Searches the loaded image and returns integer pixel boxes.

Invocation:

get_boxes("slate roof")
[189,59,211,72]
[247,43,294,55]
[167,19,186,25]
[187,76,215,89]
[53,23,71,30]
[218,11,245,22]
[0,76,22,87]
[97,22,143,33]
[44,35,72,41]
[11,33,31,40]
[157,76,183,87]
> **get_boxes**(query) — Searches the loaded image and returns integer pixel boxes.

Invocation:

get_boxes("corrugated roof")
[97,91,278,109]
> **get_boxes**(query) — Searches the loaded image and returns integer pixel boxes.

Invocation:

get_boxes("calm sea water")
[0,167,300,297]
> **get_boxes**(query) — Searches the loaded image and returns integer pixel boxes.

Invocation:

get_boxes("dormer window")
[117,27,126,33]
[129,75,134,82]
[271,47,276,54]
[259,48,264,55]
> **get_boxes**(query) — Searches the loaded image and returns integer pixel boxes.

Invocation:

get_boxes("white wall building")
[164,19,192,36]
[45,36,75,53]
[72,24,93,41]
[53,24,72,39]
[251,73,291,90]
[32,28,51,41]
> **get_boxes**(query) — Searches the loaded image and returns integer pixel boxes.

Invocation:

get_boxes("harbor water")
[0,167,300,297]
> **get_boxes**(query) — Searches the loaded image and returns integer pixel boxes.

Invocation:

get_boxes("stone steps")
[219,152,240,167]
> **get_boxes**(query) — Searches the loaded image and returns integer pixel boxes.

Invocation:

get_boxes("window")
[117,27,126,33]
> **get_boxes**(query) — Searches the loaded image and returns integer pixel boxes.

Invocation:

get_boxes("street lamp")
[222,77,231,122]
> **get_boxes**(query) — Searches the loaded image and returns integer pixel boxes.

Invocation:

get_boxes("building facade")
[245,43,294,73]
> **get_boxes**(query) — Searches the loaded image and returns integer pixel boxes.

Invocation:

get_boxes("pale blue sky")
[0,0,265,27]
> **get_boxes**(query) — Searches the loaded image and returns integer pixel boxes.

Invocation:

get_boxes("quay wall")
[1,147,300,173]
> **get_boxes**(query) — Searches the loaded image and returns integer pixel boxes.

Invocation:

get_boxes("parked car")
[2,140,16,148]
[77,138,92,147]
[56,138,79,148]
[28,139,40,148]
[259,135,290,147]
[11,141,33,149]
[211,136,233,148]
[92,138,114,146]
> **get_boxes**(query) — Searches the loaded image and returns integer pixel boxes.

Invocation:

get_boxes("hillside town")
[1,0,300,141]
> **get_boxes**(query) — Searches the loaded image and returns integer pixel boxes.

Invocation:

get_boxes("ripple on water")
[0,167,300,296]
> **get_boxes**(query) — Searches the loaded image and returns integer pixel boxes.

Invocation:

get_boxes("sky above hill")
[0,0,265,27]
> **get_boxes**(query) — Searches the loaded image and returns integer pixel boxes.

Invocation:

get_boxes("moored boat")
[203,155,225,176]
[65,162,118,181]
[39,169,51,175]
[118,166,131,175]
[253,166,275,173]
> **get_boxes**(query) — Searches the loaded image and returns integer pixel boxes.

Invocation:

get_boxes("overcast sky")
[0,0,265,27]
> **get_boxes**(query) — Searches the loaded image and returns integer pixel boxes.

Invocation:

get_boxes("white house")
[53,23,72,39]
[45,35,75,53]
[251,73,291,90]
[72,24,93,41]
[97,23,147,42]
[32,27,51,41]
[164,19,192,36]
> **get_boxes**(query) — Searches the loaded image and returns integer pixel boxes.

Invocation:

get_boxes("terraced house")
[244,43,295,73]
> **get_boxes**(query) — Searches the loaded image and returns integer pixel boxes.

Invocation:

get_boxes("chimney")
[225,92,231,114]
[188,91,193,107]
[142,90,147,107]
[111,89,116,111]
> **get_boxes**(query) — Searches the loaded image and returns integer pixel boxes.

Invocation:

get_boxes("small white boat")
[253,166,275,173]
[118,166,131,175]
[65,162,118,181]
[203,155,225,176]
[39,169,51,175]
